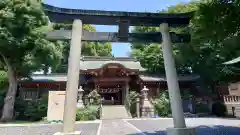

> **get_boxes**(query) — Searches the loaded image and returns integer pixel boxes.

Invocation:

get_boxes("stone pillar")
[77,86,84,109]
[62,20,82,134]
[157,83,160,96]
[141,86,154,118]
[160,23,195,135]
[136,97,140,118]
[125,82,129,105]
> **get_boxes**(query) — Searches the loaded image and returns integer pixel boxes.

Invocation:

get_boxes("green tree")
[131,2,197,74]
[52,24,112,73]
[183,1,240,86]
[0,0,63,121]
[132,44,164,73]
[0,71,8,90]
[132,1,240,91]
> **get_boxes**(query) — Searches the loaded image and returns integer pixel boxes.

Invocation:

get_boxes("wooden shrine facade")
[18,56,201,105]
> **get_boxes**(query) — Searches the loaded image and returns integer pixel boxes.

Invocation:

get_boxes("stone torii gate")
[43,3,195,135]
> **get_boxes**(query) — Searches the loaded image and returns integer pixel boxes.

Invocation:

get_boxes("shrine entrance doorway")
[98,87,123,105]
[89,63,132,105]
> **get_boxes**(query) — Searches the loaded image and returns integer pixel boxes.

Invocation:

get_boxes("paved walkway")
[127,118,240,135]
[99,120,142,135]
[0,122,99,135]
[2,118,240,135]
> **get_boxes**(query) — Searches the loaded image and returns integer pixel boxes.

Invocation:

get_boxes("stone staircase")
[101,105,131,119]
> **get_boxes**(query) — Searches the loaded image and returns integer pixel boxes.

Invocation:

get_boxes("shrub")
[152,92,171,116]
[181,90,193,100]
[196,103,209,113]
[0,71,8,112]
[15,96,48,121]
[76,105,99,121]
[212,100,227,117]
[88,89,100,105]
[126,91,138,117]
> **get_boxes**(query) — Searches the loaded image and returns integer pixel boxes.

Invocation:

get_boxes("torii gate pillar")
[160,23,195,135]
[61,20,83,135]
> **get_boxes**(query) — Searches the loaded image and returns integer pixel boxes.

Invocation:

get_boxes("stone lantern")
[77,86,84,108]
[141,86,154,118]
[142,86,149,100]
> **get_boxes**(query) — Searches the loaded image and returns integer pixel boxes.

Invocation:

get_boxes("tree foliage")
[132,1,240,90]
[52,24,112,73]
[0,0,63,121]
[132,44,164,73]
[0,71,8,90]
[186,1,240,84]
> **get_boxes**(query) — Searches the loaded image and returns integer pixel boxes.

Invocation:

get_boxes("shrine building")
[18,56,200,105]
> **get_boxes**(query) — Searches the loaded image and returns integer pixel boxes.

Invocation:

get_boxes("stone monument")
[141,86,154,118]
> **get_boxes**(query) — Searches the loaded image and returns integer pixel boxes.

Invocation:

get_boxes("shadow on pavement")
[128,125,240,135]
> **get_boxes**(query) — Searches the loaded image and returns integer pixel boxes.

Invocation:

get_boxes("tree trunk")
[0,60,18,122]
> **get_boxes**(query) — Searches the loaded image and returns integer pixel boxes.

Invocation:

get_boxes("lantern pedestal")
[141,86,154,118]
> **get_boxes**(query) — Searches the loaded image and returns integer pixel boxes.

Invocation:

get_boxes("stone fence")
[223,95,240,104]
[221,95,240,118]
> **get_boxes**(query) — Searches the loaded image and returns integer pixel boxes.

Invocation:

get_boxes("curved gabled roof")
[139,74,200,82]
[223,56,240,65]
[80,56,146,71]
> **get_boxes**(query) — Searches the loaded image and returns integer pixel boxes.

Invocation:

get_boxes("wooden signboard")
[47,91,66,121]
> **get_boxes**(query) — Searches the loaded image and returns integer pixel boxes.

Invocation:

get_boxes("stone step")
[101,105,131,119]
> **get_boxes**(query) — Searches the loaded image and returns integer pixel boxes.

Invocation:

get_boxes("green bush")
[212,100,227,117]
[181,90,193,100]
[76,106,99,121]
[88,89,100,105]
[15,96,48,121]
[126,91,138,117]
[0,71,8,108]
[152,92,171,116]
[0,71,8,117]
[196,103,209,113]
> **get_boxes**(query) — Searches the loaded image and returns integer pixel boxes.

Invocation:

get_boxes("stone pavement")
[0,123,99,135]
[1,118,240,135]
[126,118,240,135]
[99,119,142,135]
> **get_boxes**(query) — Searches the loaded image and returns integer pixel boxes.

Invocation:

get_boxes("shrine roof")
[27,74,68,82]
[21,73,200,83]
[139,74,200,82]
[223,56,240,65]
[80,56,146,71]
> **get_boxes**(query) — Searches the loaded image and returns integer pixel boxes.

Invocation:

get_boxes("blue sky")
[44,0,191,57]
